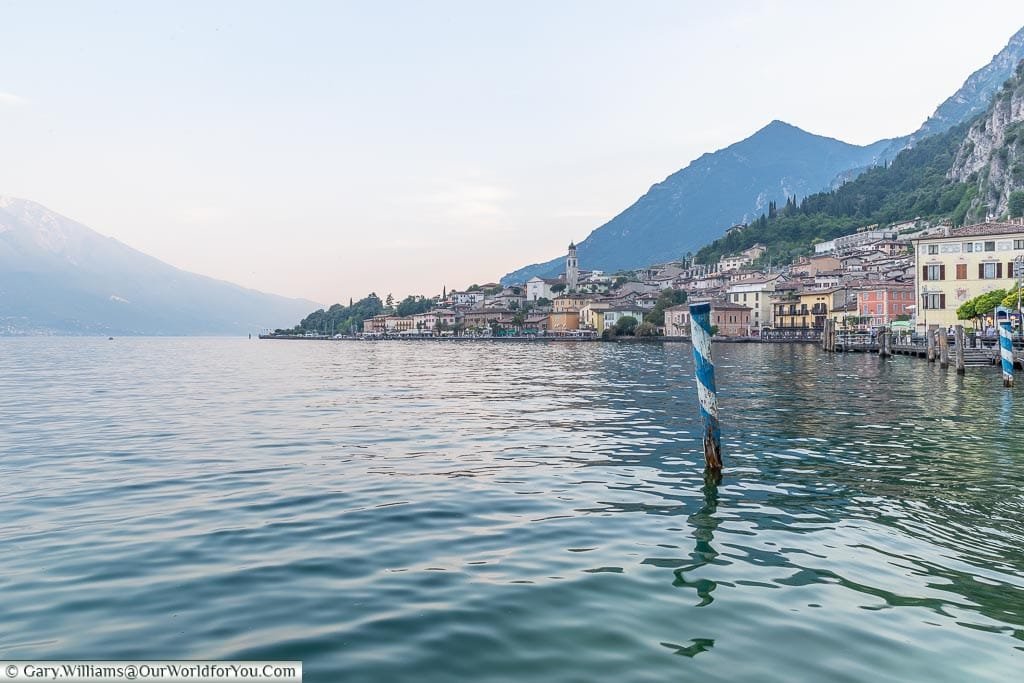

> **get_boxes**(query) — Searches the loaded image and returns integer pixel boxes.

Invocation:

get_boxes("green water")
[1,338,1022,681]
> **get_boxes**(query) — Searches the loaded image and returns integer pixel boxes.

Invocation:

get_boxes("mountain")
[916,26,1024,142]
[694,122,976,266]
[502,26,1024,285]
[502,122,897,283]
[0,197,319,335]
[695,58,1024,265]
[947,59,1024,219]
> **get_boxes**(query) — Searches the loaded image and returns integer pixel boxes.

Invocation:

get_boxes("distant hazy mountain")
[0,197,319,335]
[502,122,897,283]
[502,26,1024,284]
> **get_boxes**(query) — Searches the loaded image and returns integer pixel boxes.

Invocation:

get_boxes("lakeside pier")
[831,331,1024,370]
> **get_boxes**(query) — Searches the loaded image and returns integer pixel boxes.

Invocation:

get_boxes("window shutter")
[997,262,1003,278]
[979,263,985,279]
[939,294,945,309]
[922,265,928,281]
[939,265,945,280]
[1007,261,1014,278]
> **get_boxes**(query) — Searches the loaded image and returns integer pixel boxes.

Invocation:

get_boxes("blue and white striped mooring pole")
[999,321,1014,388]
[689,303,723,471]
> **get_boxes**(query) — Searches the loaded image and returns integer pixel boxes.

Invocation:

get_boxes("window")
[979,262,1002,279]
[956,263,967,280]
[875,304,882,315]
[1015,239,1024,250]
[922,264,944,280]
[985,241,996,252]
[927,244,939,255]
[964,242,974,253]
[923,293,946,309]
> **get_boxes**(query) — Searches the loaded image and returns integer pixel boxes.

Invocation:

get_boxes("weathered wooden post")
[878,327,889,357]
[955,325,966,375]
[999,321,1015,388]
[689,303,723,471]
[938,327,949,369]
[927,328,936,362]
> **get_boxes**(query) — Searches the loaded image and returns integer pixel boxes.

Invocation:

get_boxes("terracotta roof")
[922,221,1024,239]
[709,300,753,311]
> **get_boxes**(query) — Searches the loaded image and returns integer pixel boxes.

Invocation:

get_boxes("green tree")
[613,315,639,336]
[644,289,688,326]
[635,322,660,337]
[550,283,567,294]
[1009,190,1024,218]
[956,300,977,321]
[958,289,1008,325]
[396,295,433,317]
[1002,286,1023,308]
[294,293,385,335]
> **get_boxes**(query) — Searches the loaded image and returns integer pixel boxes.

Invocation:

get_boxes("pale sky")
[3,1,1024,305]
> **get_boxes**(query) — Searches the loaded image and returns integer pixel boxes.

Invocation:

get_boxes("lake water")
[1,338,1023,682]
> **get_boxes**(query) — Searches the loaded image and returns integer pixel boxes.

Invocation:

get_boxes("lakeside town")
[269,218,1024,342]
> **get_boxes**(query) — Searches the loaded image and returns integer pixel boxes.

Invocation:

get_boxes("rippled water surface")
[2,338,1023,681]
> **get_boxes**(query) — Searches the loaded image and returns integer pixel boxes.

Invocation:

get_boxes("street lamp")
[1015,254,1023,338]
[921,286,929,334]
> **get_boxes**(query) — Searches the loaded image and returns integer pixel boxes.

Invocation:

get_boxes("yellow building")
[579,302,612,332]
[913,222,1024,330]
[552,294,593,312]
[772,289,834,330]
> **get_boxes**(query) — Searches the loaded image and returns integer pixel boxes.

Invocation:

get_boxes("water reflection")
[0,338,1021,682]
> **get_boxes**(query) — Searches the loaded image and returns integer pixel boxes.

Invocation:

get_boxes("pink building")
[856,283,914,326]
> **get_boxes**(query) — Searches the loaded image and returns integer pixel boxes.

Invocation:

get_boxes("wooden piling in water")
[938,328,949,369]
[879,327,890,357]
[955,325,965,375]
[689,303,723,471]
[927,328,936,362]
[822,319,833,352]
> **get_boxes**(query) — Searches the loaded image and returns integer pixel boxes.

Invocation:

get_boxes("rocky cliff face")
[948,61,1024,218]
[918,27,1024,140]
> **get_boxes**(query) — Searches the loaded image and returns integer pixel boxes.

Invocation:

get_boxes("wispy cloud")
[413,181,514,221]
[0,92,27,106]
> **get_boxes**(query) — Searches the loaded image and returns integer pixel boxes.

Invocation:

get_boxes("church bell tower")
[566,242,579,292]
